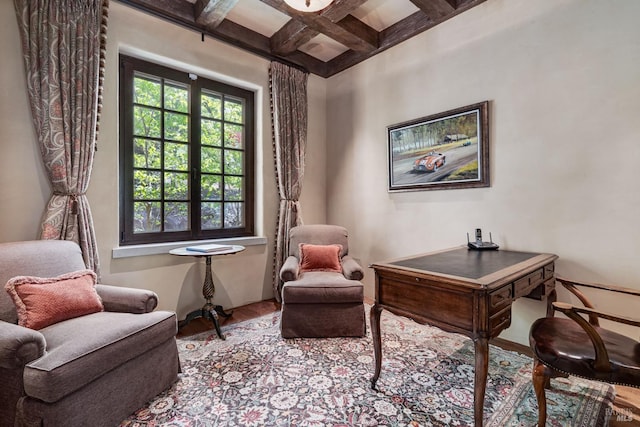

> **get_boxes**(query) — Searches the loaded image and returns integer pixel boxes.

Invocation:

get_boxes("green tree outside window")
[120,55,255,245]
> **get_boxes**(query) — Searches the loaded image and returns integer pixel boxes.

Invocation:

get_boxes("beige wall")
[326,0,640,345]
[0,1,328,317]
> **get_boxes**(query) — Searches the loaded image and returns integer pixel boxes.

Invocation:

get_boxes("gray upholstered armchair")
[0,240,180,427]
[280,224,366,338]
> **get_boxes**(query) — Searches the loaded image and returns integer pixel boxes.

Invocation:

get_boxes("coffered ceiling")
[115,0,487,78]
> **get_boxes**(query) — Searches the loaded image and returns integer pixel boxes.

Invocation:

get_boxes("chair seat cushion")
[282,271,363,304]
[530,317,640,386]
[23,310,177,403]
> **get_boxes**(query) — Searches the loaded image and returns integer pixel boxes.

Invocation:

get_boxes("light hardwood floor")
[178,299,640,426]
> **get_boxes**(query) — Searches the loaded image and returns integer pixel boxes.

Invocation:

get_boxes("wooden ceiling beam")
[336,14,378,50]
[409,0,456,20]
[296,14,377,52]
[271,20,316,56]
[261,0,377,53]
[114,0,489,79]
[379,11,434,49]
[324,11,432,77]
[324,0,487,77]
[115,0,327,75]
[193,0,239,30]
[270,0,368,55]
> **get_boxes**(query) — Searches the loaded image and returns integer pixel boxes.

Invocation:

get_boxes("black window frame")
[119,55,255,246]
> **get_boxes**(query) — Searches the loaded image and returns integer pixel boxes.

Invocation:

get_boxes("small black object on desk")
[467,228,499,250]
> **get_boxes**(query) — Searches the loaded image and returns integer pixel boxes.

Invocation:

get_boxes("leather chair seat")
[529,277,640,426]
[530,317,640,386]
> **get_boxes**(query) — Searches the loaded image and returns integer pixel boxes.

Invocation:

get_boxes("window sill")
[111,236,268,259]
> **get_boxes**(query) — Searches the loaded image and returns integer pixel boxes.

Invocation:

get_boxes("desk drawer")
[490,306,511,335]
[513,268,544,298]
[377,274,474,332]
[490,285,512,311]
[544,263,555,279]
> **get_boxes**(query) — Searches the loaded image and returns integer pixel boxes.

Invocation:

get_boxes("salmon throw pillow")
[298,243,343,274]
[5,270,103,330]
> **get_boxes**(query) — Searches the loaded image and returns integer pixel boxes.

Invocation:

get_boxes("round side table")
[170,245,245,339]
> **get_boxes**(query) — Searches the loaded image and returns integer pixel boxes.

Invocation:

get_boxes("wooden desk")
[370,246,557,426]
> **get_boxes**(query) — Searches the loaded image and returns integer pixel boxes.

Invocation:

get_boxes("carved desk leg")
[370,304,383,390]
[474,337,489,426]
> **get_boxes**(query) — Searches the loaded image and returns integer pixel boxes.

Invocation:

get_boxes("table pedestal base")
[180,302,233,340]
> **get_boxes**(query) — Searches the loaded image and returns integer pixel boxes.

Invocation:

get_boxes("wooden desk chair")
[529,277,640,426]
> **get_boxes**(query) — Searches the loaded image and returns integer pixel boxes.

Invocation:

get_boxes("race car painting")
[413,152,446,172]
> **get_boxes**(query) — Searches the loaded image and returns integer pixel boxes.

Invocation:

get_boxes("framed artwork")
[387,101,489,192]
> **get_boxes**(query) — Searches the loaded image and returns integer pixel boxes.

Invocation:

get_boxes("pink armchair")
[0,240,180,427]
[279,225,366,338]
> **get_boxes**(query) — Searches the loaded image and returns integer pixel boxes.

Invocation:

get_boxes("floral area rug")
[121,308,614,426]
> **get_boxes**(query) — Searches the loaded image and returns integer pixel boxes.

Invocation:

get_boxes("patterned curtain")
[14,0,109,275]
[269,62,309,302]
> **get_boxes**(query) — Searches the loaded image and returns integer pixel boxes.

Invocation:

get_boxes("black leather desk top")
[390,248,539,280]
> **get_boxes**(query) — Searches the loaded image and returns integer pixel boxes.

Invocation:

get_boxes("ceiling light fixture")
[283,0,334,13]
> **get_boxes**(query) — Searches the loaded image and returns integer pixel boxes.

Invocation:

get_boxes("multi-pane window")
[119,55,254,245]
